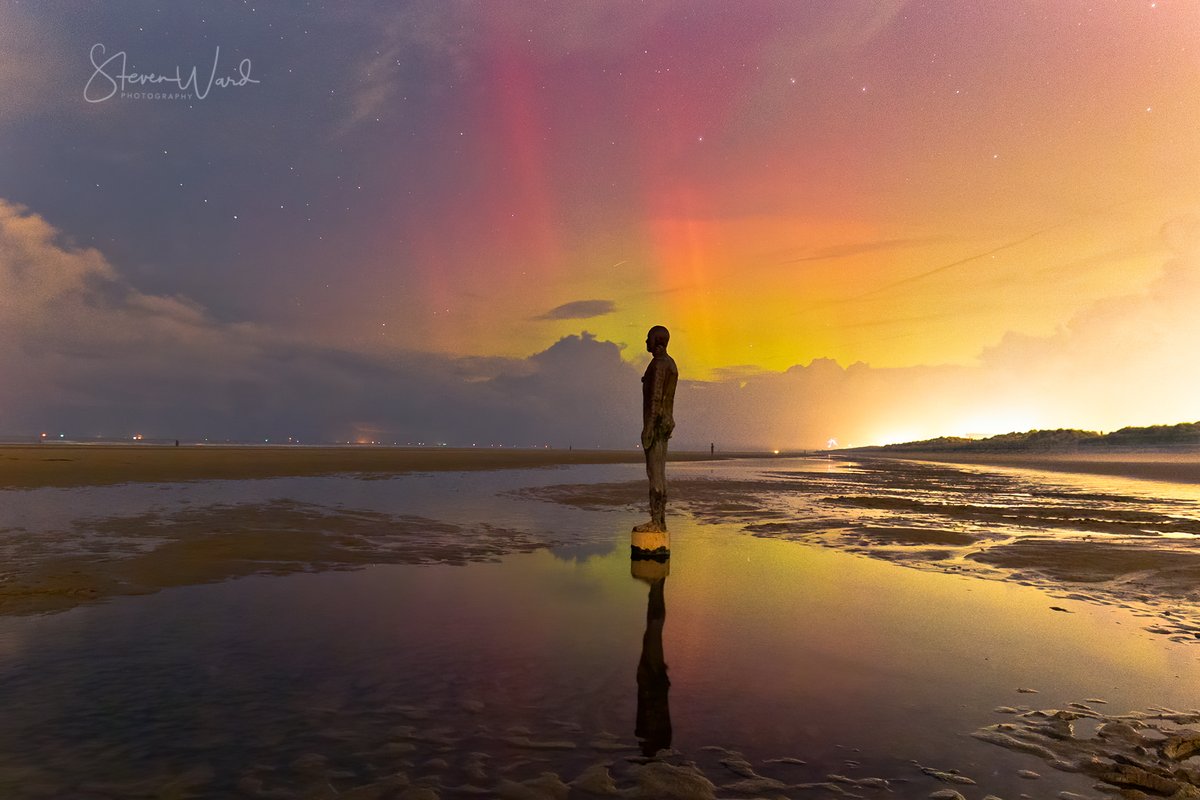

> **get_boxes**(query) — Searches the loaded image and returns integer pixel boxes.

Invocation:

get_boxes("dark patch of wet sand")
[969,539,1200,594]
[852,526,982,546]
[0,500,547,616]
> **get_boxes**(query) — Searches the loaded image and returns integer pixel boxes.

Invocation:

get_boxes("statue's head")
[645,325,670,353]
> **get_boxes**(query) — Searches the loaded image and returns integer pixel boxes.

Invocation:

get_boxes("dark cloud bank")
[2,200,1198,449]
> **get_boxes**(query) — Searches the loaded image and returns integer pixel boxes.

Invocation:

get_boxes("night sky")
[1,1,1198,447]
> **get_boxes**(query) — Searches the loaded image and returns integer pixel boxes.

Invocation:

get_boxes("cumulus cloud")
[0,200,640,445]
[533,299,617,321]
[972,213,1200,431]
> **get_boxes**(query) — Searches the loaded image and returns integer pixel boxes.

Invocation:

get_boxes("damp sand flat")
[0,445,738,490]
[875,449,1200,485]
[519,457,1200,642]
[1,461,1200,798]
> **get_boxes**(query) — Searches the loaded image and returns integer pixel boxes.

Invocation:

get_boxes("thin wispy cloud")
[831,198,1144,307]
[776,237,936,264]
[534,299,617,321]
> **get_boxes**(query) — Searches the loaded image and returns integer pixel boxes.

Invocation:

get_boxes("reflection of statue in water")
[633,561,671,757]
[633,325,678,533]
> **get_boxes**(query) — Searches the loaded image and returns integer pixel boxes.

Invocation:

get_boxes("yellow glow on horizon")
[871,431,923,447]
[951,410,1046,440]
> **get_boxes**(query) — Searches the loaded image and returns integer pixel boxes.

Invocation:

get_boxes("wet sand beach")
[3,453,1200,798]
[865,449,1200,485]
[0,444,734,490]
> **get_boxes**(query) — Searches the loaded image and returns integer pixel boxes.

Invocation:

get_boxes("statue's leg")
[649,437,668,528]
[633,437,669,533]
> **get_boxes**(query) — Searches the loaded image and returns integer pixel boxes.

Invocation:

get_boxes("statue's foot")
[632,520,666,533]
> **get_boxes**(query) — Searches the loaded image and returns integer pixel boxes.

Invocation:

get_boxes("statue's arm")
[663,361,677,434]
[641,361,666,448]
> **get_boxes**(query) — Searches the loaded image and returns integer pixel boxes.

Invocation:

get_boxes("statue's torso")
[642,353,678,434]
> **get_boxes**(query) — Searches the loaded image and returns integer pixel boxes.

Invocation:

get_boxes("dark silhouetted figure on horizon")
[633,325,678,532]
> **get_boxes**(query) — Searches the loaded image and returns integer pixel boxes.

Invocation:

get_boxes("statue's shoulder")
[662,354,679,375]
